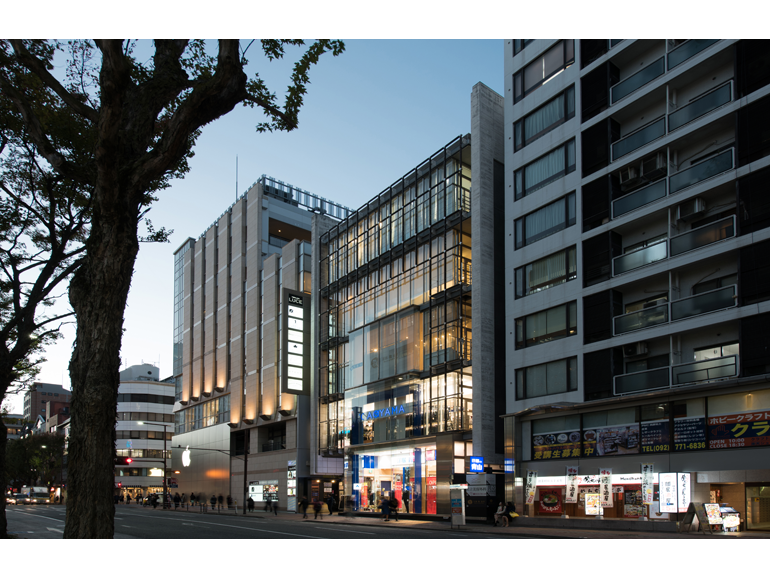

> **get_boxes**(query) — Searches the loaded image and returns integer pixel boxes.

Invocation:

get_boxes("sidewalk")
[297,513,770,539]
[126,503,770,539]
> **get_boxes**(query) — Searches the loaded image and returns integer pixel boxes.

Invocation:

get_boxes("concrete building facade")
[23,382,71,422]
[171,175,346,511]
[504,39,770,530]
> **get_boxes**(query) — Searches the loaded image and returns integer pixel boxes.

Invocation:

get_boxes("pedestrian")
[313,498,323,519]
[227,495,233,510]
[402,488,410,514]
[152,494,158,509]
[493,502,506,526]
[501,501,516,527]
[247,496,254,513]
[327,494,335,515]
[389,493,399,521]
[379,495,390,521]
[300,496,309,519]
[217,494,224,510]
[210,494,216,510]
[273,496,278,516]
[126,494,131,505]
[190,491,195,506]
[174,492,181,509]
[265,494,272,512]
[181,493,186,506]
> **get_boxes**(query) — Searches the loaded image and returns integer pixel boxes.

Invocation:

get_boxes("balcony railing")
[612,178,667,219]
[669,148,734,195]
[671,355,738,385]
[667,40,719,70]
[614,367,670,395]
[670,215,735,257]
[668,81,732,132]
[612,117,666,160]
[670,285,737,322]
[611,57,665,104]
[614,303,669,335]
[613,239,667,276]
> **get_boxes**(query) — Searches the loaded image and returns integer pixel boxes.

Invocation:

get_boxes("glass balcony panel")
[611,57,665,103]
[612,179,667,218]
[670,216,735,257]
[614,367,670,395]
[671,355,738,385]
[667,39,719,70]
[613,240,667,275]
[670,285,736,321]
[668,82,732,132]
[669,149,733,194]
[612,117,666,160]
[614,303,669,335]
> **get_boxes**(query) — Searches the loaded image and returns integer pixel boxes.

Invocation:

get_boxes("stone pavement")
[300,513,770,539]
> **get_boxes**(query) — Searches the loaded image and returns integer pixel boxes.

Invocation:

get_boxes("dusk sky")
[5,38,504,413]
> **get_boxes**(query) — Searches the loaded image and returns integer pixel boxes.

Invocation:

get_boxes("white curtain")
[524,145,565,193]
[525,95,565,141]
[525,198,565,241]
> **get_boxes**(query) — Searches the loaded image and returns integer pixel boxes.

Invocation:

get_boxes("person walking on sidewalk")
[300,496,309,518]
[379,495,391,521]
[402,489,410,514]
[313,498,323,519]
[247,496,254,513]
[389,494,399,521]
[210,494,217,510]
[265,494,272,512]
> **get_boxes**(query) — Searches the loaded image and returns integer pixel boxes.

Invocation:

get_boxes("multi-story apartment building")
[114,363,175,502]
[23,382,71,422]
[504,39,770,529]
[171,175,347,511]
[313,83,506,516]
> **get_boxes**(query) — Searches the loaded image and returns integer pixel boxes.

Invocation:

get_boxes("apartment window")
[514,86,575,152]
[514,40,575,103]
[694,343,739,361]
[515,246,576,298]
[515,301,577,349]
[513,39,534,56]
[516,357,577,399]
[515,192,576,249]
[514,139,576,199]
[693,273,737,295]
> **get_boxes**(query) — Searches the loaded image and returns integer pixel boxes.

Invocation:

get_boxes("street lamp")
[137,420,170,509]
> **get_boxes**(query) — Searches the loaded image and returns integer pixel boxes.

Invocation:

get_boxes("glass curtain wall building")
[312,83,506,517]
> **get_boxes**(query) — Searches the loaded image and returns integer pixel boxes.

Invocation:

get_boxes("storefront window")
[583,407,640,457]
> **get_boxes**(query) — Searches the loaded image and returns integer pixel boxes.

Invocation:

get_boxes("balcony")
[613,179,667,219]
[614,367,670,395]
[611,57,665,104]
[668,82,732,132]
[670,215,735,257]
[670,285,737,322]
[613,240,667,276]
[669,148,734,195]
[667,40,719,70]
[614,302,668,336]
[612,117,666,161]
[671,355,738,385]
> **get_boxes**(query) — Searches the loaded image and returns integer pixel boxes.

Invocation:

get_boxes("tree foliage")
[0,39,344,538]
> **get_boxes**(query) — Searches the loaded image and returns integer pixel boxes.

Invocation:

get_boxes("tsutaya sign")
[359,404,408,421]
[281,289,310,396]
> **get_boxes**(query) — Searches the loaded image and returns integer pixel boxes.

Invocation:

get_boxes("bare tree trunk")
[63,191,139,539]
[0,419,7,539]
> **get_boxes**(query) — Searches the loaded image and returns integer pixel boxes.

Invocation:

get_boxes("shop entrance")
[746,486,770,530]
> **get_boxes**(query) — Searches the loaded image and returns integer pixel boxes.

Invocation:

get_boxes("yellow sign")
[585,493,602,516]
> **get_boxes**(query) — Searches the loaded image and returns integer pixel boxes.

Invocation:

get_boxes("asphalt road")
[5,504,527,539]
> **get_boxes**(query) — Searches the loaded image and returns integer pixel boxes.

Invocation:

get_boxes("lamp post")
[137,420,169,509]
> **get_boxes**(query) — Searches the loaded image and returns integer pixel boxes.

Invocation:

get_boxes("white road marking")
[121,512,317,538]
[7,510,65,523]
[304,524,376,535]
[47,527,64,533]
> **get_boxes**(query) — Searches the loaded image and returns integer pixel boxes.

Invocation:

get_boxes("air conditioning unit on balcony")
[622,341,648,358]
[677,197,706,221]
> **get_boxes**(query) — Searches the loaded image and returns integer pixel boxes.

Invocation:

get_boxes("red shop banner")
[708,409,770,449]
[537,487,563,514]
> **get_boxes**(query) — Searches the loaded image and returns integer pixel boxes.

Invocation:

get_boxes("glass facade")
[319,136,474,514]
[173,240,193,402]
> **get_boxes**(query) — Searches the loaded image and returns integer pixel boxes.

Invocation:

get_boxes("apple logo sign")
[182,445,191,467]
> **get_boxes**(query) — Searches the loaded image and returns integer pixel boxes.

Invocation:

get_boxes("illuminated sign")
[469,456,484,473]
[182,445,191,467]
[359,405,407,421]
[281,289,310,396]
[659,472,677,513]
